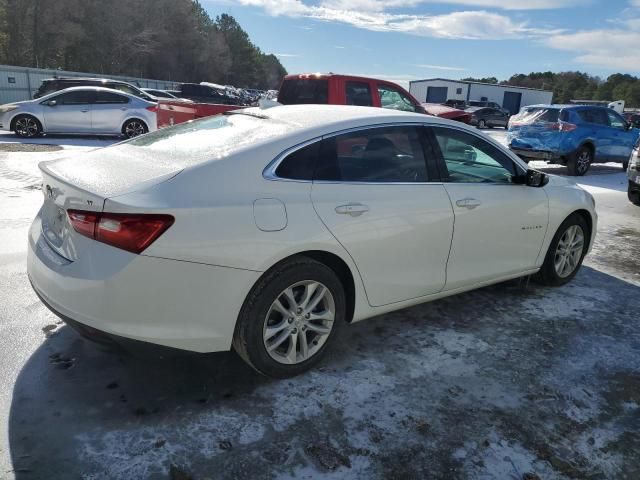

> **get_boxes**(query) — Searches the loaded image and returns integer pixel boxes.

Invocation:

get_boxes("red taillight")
[146,105,158,112]
[67,210,174,254]
[548,122,577,132]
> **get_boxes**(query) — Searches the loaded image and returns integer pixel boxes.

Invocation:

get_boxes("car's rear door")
[311,124,454,307]
[428,125,548,290]
[42,90,94,133]
[91,91,130,134]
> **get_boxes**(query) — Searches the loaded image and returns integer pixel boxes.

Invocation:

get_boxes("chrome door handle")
[335,203,370,217]
[456,198,481,209]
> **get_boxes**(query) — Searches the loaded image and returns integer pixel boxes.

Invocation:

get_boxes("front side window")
[377,84,418,112]
[58,91,94,105]
[345,81,372,106]
[606,109,627,129]
[315,126,428,182]
[432,126,516,184]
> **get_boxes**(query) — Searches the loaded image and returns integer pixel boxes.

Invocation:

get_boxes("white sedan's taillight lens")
[68,210,174,254]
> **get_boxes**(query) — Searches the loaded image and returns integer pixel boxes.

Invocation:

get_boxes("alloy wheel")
[263,280,335,364]
[479,120,486,128]
[554,225,584,278]
[15,117,39,137]
[576,150,591,175]
[124,121,146,138]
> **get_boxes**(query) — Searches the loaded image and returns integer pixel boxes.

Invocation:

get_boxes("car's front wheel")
[13,115,42,138]
[567,145,592,176]
[233,257,346,378]
[478,119,486,129]
[535,213,590,286]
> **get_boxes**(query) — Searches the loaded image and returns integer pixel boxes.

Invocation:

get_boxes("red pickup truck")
[277,73,426,113]
[157,73,434,129]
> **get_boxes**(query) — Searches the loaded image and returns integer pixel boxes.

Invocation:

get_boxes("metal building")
[0,64,177,104]
[409,78,553,115]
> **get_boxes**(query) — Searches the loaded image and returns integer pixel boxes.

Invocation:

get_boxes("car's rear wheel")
[534,213,589,286]
[233,256,346,378]
[13,115,42,138]
[122,119,148,139]
[478,119,486,129]
[567,145,592,176]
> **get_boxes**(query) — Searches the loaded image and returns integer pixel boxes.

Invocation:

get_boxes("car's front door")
[429,125,549,290]
[91,91,130,133]
[42,90,94,133]
[605,109,637,162]
[311,125,454,307]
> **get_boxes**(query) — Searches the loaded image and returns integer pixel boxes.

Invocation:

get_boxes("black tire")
[622,159,629,172]
[629,181,640,206]
[478,119,486,129]
[567,145,592,176]
[232,256,346,378]
[12,115,42,138]
[122,119,148,139]
[534,213,590,286]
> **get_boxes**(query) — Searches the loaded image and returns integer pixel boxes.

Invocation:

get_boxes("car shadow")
[0,132,119,149]
[7,266,640,479]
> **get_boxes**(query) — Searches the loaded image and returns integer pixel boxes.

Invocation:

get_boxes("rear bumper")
[27,210,260,353]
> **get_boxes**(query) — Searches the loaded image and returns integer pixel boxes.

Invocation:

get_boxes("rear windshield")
[511,107,560,124]
[278,79,329,105]
[124,111,292,162]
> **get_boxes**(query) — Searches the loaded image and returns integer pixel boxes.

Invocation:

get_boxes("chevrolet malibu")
[28,105,597,378]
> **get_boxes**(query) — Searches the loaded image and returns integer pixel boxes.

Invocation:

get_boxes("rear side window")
[275,141,319,180]
[278,79,329,105]
[315,126,428,182]
[345,82,372,106]
[95,91,129,104]
[577,108,607,125]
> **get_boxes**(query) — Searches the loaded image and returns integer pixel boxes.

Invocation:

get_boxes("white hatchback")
[27,105,597,377]
[0,86,157,138]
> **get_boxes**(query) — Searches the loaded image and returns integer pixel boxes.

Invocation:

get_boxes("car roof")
[44,77,133,84]
[282,73,405,86]
[40,86,145,100]
[524,104,603,110]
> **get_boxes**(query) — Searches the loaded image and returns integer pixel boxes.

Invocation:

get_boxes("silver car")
[0,86,158,138]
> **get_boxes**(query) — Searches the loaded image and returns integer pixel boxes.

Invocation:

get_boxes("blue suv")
[508,104,639,176]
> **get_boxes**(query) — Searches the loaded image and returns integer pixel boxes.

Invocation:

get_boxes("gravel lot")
[0,130,639,480]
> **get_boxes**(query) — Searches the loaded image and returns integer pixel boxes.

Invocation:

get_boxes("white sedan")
[0,86,157,138]
[27,105,597,377]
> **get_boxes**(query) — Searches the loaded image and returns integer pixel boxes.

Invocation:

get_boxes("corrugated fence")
[0,64,177,104]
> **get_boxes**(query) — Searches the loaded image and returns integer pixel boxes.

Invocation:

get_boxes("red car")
[421,103,471,124]
[278,73,426,114]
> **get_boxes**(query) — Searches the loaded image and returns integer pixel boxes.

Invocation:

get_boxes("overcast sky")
[204,0,640,87]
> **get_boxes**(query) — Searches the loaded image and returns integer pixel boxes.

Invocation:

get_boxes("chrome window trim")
[262,120,529,186]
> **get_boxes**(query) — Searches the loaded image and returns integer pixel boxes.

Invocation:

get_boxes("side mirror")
[47,100,57,107]
[525,169,548,187]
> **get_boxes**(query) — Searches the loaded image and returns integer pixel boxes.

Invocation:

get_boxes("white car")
[0,86,157,138]
[27,105,597,378]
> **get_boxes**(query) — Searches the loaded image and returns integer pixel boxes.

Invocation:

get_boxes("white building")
[409,78,553,115]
